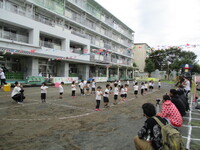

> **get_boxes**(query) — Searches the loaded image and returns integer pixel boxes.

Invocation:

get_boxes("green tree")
[144,60,155,77]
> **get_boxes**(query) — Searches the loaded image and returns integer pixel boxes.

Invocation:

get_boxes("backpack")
[153,117,185,150]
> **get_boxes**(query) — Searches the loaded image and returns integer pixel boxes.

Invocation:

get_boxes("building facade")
[133,43,152,72]
[0,0,134,82]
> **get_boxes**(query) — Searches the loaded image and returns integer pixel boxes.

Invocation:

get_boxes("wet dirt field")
[0,82,198,150]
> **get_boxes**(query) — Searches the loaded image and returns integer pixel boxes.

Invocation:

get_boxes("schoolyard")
[0,81,200,150]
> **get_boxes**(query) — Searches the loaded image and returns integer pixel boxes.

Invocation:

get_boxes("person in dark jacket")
[134,103,168,150]
[170,89,186,116]
[177,85,189,111]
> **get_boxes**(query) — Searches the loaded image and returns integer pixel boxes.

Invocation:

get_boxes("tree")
[144,60,155,77]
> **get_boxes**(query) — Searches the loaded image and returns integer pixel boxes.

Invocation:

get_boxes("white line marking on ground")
[182,136,200,141]
[0,90,158,121]
[183,117,200,121]
[0,102,39,110]
[182,125,200,129]
[186,95,193,150]
[47,102,94,111]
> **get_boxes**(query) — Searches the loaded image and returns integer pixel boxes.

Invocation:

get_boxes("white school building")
[0,0,135,82]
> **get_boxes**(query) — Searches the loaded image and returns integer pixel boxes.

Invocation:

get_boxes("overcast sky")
[96,0,200,62]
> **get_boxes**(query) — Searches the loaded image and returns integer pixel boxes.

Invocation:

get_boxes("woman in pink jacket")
[157,95,183,127]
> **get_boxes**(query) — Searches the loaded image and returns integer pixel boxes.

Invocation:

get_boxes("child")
[91,79,96,94]
[103,84,110,108]
[86,81,90,95]
[59,82,64,99]
[148,81,153,92]
[79,80,85,96]
[71,81,76,98]
[120,85,125,102]
[118,80,121,88]
[133,82,139,98]
[158,80,161,89]
[141,82,145,96]
[127,80,130,86]
[95,86,103,111]
[41,82,48,103]
[0,68,7,88]
[124,84,128,101]
[113,83,119,105]
[144,81,148,93]
[109,81,113,93]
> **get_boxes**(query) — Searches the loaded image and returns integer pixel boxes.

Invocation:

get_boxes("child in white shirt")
[103,84,110,108]
[124,84,128,101]
[91,79,96,94]
[59,82,64,99]
[120,85,125,102]
[141,82,145,96]
[41,82,48,102]
[133,82,139,98]
[113,83,119,105]
[158,80,161,90]
[71,81,76,98]
[95,86,103,111]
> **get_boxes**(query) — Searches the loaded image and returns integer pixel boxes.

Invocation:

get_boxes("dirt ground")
[0,82,198,150]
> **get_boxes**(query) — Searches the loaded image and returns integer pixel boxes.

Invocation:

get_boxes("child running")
[41,82,48,103]
[86,81,90,95]
[91,79,96,94]
[141,82,145,96]
[120,85,125,102]
[95,86,103,111]
[59,82,64,99]
[71,81,76,98]
[133,82,139,98]
[113,83,119,105]
[103,84,110,108]
[124,84,128,101]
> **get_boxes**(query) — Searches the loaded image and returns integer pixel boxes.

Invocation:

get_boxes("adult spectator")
[177,85,189,111]
[183,77,190,96]
[0,68,7,88]
[170,89,186,116]
[134,103,168,150]
[157,95,183,127]
[11,81,25,104]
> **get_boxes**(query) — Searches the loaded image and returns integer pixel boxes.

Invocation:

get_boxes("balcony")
[0,31,28,43]
[40,40,61,50]
[71,30,86,38]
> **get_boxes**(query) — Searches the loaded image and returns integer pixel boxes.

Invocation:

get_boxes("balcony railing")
[0,31,28,43]
[40,40,61,50]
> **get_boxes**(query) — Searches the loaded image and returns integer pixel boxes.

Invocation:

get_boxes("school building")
[0,0,135,83]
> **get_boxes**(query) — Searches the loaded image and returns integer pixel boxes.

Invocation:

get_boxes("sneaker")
[95,109,99,111]
[17,102,23,104]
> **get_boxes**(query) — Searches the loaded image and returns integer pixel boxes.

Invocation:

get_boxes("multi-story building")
[133,43,152,72]
[0,0,134,82]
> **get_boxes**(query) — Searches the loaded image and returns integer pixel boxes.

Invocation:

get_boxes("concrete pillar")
[95,66,98,77]
[132,69,135,79]
[59,61,69,77]
[85,65,90,80]
[29,29,39,46]
[106,67,109,78]
[32,58,39,76]
[117,66,120,80]
[24,57,39,77]
[62,39,69,51]
[125,68,128,79]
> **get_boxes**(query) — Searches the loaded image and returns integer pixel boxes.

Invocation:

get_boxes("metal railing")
[0,31,28,43]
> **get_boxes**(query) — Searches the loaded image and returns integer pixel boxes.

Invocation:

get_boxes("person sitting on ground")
[177,85,189,111]
[11,81,25,104]
[157,95,183,127]
[134,103,168,150]
[170,89,186,116]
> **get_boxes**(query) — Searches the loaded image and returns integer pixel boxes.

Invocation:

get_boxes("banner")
[52,77,78,84]
[93,77,108,82]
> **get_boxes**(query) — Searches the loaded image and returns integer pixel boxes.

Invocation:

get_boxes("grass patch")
[161,80,176,84]
[190,121,200,127]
